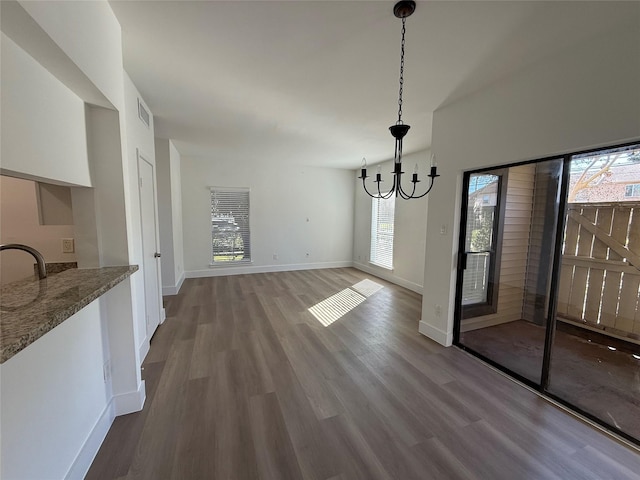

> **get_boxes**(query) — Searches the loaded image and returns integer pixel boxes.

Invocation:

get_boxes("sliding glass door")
[455,159,563,385]
[454,142,640,445]
[547,145,640,441]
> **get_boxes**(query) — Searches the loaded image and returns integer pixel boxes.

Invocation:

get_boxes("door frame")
[458,169,509,319]
[453,155,568,391]
[137,148,164,341]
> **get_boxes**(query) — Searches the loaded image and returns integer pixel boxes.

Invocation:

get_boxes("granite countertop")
[0,266,138,363]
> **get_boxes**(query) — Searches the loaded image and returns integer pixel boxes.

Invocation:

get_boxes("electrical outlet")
[62,238,75,253]
[435,304,442,317]
[305,253,310,258]
[273,254,278,260]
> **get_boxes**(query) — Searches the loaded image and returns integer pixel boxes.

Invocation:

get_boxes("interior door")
[138,151,162,340]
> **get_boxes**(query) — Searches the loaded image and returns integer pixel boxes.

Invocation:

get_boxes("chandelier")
[359,0,439,199]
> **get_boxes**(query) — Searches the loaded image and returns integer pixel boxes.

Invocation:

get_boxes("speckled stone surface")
[0,266,138,363]
[33,262,78,276]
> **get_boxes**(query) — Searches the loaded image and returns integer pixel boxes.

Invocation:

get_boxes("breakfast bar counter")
[0,265,138,363]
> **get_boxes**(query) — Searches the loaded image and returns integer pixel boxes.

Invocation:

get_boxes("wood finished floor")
[87,268,640,480]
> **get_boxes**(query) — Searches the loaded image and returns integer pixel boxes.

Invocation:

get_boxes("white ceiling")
[109,0,637,169]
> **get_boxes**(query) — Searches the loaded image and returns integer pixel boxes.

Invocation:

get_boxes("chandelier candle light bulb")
[361,158,368,179]
[430,155,438,177]
[358,0,440,200]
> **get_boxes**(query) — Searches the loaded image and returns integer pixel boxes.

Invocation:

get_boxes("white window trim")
[625,183,640,197]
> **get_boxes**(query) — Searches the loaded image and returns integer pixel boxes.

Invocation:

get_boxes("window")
[370,195,395,269]
[210,187,251,265]
[625,184,640,197]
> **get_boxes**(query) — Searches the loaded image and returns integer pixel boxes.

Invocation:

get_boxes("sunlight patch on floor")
[308,280,384,327]
[308,288,366,327]
[351,279,384,297]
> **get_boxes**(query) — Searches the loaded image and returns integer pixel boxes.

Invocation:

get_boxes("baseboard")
[419,320,452,346]
[160,307,166,324]
[64,400,115,480]
[162,271,184,296]
[186,260,353,278]
[113,380,146,416]
[353,261,423,294]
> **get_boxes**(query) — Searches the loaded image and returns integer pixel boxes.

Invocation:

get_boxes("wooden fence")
[557,202,640,339]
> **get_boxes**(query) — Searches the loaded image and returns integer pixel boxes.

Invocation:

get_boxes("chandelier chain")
[397,16,406,124]
[358,1,439,200]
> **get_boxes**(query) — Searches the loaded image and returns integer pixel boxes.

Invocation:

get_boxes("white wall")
[352,150,429,293]
[0,33,91,186]
[420,19,640,346]
[123,72,160,356]
[170,142,185,288]
[156,138,185,294]
[17,0,125,110]
[1,2,150,477]
[0,176,77,284]
[0,300,112,480]
[182,156,354,276]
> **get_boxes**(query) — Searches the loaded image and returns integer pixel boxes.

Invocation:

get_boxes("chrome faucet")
[0,244,47,279]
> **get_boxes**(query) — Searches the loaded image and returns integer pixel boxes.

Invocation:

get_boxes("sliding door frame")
[453,140,640,447]
[453,154,566,391]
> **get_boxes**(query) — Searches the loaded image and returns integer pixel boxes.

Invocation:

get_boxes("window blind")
[370,194,395,269]
[210,187,251,265]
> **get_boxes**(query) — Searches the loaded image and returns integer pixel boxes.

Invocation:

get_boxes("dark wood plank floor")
[87,268,640,480]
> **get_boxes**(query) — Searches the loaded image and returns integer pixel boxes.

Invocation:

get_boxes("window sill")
[369,261,394,272]
[209,261,252,268]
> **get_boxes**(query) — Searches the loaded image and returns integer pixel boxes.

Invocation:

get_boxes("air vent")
[137,98,150,128]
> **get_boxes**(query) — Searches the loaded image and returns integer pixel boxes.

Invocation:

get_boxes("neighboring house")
[570,163,640,203]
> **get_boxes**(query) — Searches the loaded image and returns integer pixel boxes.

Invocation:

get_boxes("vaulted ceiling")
[110,1,636,169]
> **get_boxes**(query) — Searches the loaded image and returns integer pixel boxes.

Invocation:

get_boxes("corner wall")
[156,138,185,294]
[352,150,429,293]
[420,18,640,346]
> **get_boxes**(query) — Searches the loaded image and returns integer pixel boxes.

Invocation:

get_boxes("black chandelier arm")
[360,177,379,198]
[361,168,438,199]
[380,178,395,199]
[377,177,386,198]
[396,174,417,199]
[409,175,438,199]
[360,176,394,199]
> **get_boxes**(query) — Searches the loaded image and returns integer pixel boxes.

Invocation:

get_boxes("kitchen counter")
[0,265,138,363]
